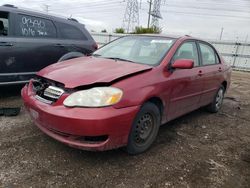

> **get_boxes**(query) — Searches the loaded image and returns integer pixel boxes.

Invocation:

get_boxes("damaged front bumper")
[21,81,140,151]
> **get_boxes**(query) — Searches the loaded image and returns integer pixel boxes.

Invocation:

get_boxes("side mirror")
[172,59,194,69]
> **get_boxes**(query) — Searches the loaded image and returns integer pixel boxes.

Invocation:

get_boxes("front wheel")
[126,102,161,155]
[206,85,225,113]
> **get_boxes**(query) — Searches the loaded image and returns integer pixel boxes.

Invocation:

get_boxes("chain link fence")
[91,32,250,71]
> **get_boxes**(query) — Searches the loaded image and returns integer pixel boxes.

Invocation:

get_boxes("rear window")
[56,22,87,40]
[16,14,56,38]
[0,11,9,36]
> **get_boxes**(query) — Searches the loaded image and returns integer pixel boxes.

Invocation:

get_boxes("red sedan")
[22,35,231,154]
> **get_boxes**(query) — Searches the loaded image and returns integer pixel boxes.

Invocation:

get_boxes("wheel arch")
[144,96,164,121]
[221,81,227,92]
[57,52,84,62]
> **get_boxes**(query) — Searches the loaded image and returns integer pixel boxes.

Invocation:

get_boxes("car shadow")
[0,84,24,98]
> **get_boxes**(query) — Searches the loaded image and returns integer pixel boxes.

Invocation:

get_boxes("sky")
[1,0,250,41]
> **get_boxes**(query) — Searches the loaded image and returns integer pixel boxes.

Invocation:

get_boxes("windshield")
[93,36,176,66]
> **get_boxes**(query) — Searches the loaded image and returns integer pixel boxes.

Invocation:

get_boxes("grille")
[32,78,64,104]
[44,86,64,99]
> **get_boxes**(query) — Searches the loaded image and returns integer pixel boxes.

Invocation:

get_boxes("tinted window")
[199,43,217,65]
[173,42,199,66]
[0,11,9,36]
[16,14,56,38]
[56,22,87,40]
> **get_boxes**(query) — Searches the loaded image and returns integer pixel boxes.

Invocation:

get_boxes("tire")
[126,102,161,155]
[206,85,225,113]
[57,52,84,62]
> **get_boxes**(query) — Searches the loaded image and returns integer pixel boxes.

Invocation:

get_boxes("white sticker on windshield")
[151,40,173,44]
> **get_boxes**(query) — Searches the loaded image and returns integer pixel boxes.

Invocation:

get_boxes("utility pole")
[43,4,49,14]
[122,0,139,33]
[245,34,248,42]
[219,27,224,40]
[147,0,153,28]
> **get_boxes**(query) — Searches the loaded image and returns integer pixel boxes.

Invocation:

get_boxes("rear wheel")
[206,85,225,113]
[126,102,161,155]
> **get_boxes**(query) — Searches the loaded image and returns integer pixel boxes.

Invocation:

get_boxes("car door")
[0,10,18,84]
[197,42,223,106]
[13,13,68,71]
[167,41,203,120]
[55,21,94,55]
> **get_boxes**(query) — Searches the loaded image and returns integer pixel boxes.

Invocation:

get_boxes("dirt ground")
[0,71,250,188]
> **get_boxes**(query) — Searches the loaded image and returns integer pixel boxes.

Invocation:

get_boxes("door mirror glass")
[172,59,194,69]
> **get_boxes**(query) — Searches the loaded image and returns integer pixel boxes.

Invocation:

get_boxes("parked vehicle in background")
[0,4,97,85]
[22,35,231,154]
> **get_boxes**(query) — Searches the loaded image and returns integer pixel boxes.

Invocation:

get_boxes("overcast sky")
[1,0,250,41]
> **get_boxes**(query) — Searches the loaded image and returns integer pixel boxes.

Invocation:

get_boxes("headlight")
[63,87,123,107]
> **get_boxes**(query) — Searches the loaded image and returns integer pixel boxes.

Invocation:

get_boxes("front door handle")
[55,44,64,47]
[198,70,203,76]
[0,42,13,46]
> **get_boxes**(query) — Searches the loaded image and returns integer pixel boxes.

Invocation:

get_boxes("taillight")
[93,43,98,50]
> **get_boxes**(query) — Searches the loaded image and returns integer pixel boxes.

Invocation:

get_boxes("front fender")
[113,85,165,109]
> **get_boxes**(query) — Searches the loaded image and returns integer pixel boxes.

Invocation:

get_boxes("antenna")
[122,0,140,33]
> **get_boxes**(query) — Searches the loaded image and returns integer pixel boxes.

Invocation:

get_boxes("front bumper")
[21,82,140,151]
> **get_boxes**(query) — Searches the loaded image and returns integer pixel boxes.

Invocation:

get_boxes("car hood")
[37,56,153,88]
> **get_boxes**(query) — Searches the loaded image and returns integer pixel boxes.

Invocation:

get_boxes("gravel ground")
[0,71,250,188]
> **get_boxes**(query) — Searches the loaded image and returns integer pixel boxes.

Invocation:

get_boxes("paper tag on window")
[151,40,173,44]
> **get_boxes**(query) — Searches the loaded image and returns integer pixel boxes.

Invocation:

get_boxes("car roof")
[0,4,84,26]
[126,34,198,40]
[128,34,208,42]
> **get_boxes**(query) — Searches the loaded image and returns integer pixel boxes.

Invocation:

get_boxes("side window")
[56,22,87,40]
[0,11,9,36]
[199,43,218,65]
[173,42,199,66]
[16,14,56,38]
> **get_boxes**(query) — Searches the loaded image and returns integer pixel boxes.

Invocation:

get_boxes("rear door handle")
[198,70,203,76]
[218,67,222,72]
[55,43,64,47]
[0,42,13,46]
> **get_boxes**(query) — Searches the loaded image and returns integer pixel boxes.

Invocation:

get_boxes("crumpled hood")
[37,56,152,88]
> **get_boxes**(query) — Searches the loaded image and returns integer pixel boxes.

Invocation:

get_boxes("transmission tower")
[150,0,162,28]
[123,0,139,33]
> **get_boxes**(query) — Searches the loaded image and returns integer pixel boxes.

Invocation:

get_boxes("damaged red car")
[22,35,231,154]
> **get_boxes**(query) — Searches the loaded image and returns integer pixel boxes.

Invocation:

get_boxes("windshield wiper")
[92,53,102,57]
[104,57,135,63]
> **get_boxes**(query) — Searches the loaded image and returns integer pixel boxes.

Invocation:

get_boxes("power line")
[162,0,250,7]
[50,1,125,11]
[162,3,250,14]
[160,10,250,20]
[54,5,125,13]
